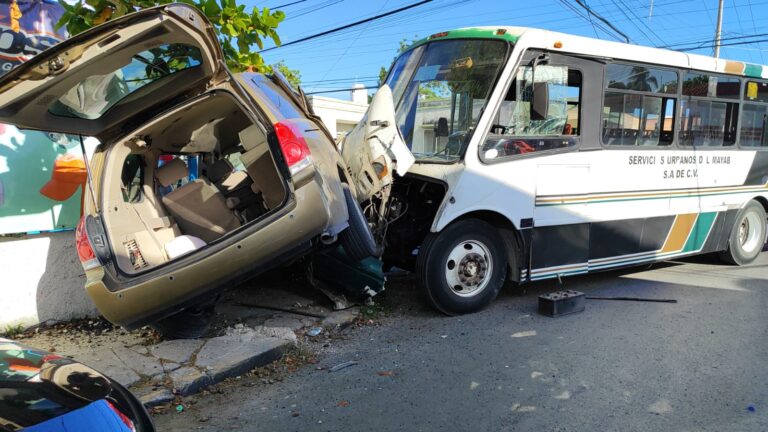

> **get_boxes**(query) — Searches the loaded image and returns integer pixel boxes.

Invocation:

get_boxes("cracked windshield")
[385,39,508,162]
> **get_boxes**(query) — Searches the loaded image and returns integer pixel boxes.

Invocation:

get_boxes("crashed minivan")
[0,4,412,338]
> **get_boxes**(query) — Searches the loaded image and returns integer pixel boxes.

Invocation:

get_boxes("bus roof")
[406,26,768,80]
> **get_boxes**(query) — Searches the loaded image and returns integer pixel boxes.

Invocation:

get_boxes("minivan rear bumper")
[85,179,332,329]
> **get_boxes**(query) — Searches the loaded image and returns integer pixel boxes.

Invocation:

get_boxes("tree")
[56,0,301,83]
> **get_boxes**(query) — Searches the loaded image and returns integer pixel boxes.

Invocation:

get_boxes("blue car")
[0,338,154,431]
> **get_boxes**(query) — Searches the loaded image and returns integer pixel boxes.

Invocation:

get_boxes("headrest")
[156,158,187,187]
[239,124,267,151]
[208,159,234,183]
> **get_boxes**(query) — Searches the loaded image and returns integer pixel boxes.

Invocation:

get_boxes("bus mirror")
[531,82,549,120]
[435,117,449,137]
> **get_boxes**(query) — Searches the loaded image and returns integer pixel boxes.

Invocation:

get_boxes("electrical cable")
[259,0,434,52]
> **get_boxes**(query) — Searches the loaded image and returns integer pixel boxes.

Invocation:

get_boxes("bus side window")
[740,81,768,148]
[679,72,741,147]
[481,64,581,161]
[601,63,678,147]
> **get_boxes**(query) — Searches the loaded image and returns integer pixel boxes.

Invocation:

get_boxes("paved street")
[154,253,768,432]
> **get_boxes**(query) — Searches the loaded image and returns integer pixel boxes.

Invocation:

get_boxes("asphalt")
[154,253,768,432]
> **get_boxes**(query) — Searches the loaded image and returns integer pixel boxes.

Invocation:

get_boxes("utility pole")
[714,0,724,57]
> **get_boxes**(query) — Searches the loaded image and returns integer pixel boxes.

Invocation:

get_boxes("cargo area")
[100,91,287,274]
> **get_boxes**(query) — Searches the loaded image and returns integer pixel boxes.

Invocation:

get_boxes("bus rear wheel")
[416,219,507,315]
[720,200,767,266]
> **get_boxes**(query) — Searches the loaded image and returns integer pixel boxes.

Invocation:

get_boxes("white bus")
[352,27,768,315]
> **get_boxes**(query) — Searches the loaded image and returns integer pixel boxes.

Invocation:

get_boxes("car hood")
[0,4,225,142]
[340,85,414,203]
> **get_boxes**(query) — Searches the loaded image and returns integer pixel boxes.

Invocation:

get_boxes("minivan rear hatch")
[0,4,225,142]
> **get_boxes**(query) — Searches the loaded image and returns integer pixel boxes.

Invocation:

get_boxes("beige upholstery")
[239,124,267,151]
[238,125,283,209]
[241,147,284,209]
[156,158,188,187]
[162,178,241,243]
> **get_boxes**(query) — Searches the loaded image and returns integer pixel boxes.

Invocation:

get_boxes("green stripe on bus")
[536,187,767,206]
[406,28,519,51]
[682,212,717,253]
[745,64,764,78]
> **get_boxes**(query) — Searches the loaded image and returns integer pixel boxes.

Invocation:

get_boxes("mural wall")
[0,0,80,235]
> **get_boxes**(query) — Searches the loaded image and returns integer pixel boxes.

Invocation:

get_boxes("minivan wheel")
[150,305,215,340]
[720,200,767,265]
[339,184,379,261]
[416,219,507,315]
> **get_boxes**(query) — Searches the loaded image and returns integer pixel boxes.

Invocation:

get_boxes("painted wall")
[0,0,100,328]
[0,231,98,327]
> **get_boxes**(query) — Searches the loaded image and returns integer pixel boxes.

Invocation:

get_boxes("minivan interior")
[101,91,287,274]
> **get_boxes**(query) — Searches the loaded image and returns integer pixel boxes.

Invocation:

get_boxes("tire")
[416,219,508,315]
[150,304,215,339]
[339,184,379,261]
[719,200,767,265]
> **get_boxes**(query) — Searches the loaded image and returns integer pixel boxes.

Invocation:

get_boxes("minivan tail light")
[76,216,100,271]
[274,121,312,176]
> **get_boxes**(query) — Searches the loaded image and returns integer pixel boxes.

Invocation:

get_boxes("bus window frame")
[678,70,743,151]
[386,38,513,165]
[599,61,681,151]
[737,78,768,151]
[477,49,586,165]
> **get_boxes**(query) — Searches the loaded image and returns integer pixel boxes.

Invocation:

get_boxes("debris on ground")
[307,327,323,337]
[328,360,358,372]
[511,331,537,338]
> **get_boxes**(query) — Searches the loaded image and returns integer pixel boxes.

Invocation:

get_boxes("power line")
[273,0,308,9]
[260,0,434,53]
[305,86,379,95]
[573,0,630,43]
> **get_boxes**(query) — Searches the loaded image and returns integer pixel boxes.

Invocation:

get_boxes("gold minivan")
[0,4,411,338]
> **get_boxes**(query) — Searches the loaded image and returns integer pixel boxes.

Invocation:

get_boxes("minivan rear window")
[49,44,202,120]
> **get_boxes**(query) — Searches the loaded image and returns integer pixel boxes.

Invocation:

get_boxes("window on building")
[480,64,581,161]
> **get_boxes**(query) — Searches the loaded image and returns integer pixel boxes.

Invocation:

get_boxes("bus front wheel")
[416,219,508,315]
[720,200,767,265]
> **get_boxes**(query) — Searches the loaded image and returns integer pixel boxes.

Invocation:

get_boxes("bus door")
[483,50,603,280]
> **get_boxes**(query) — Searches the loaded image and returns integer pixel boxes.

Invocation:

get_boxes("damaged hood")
[0,4,226,142]
[340,85,414,202]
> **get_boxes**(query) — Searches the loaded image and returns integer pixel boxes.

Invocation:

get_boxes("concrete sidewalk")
[12,280,361,408]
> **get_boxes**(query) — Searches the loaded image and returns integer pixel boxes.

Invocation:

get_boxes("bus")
[352,26,768,315]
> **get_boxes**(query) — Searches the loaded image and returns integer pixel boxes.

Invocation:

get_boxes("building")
[307,84,369,140]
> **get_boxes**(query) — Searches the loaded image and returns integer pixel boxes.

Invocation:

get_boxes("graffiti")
[0,0,65,70]
[0,0,79,235]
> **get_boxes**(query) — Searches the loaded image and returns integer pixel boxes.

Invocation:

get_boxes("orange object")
[10,0,22,33]
[40,154,88,201]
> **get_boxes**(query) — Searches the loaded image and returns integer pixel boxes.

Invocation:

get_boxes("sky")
[250,0,768,100]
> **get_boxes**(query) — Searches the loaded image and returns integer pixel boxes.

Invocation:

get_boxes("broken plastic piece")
[328,360,358,372]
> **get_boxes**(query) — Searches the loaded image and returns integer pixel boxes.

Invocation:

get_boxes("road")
[154,253,768,431]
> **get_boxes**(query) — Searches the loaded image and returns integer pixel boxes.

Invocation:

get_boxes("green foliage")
[2,324,25,338]
[56,0,300,80]
[273,60,302,89]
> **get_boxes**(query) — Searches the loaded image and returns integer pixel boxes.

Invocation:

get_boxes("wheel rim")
[739,210,764,255]
[444,240,493,297]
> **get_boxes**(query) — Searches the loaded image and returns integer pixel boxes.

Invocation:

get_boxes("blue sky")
[251,0,768,99]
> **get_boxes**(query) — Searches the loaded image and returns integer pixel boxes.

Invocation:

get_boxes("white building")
[307,84,369,140]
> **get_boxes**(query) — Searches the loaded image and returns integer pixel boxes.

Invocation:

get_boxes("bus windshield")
[385,39,509,162]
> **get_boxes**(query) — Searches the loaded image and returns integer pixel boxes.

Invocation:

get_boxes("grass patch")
[2,324,25,338]
[360,301,390,320]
